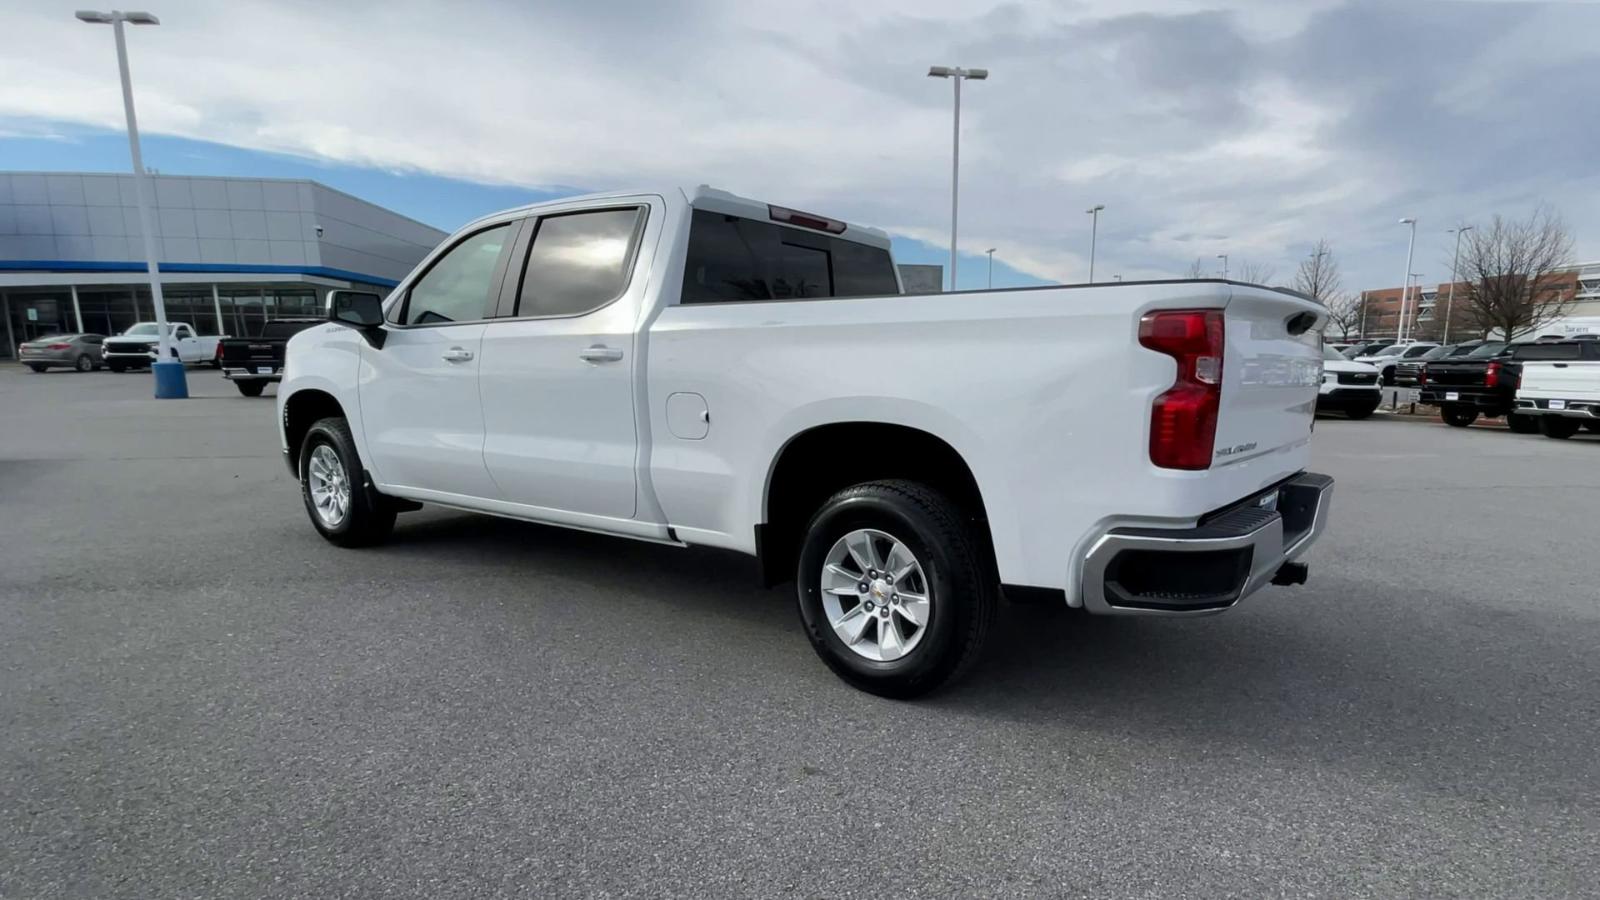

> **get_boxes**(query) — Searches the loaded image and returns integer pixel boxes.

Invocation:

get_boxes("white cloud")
[3,0,1596,291]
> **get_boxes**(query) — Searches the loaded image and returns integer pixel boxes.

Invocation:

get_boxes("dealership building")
[1,171,446,357]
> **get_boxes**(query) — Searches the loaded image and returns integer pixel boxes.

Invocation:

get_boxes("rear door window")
[681,210,898,303]
[513,207,645,317]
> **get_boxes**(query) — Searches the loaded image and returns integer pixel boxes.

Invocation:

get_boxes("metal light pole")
[1444,226,1473,344]
[984,248,996,289]
[1085,204,1104,283]
[1409,273,1424,341]
[77,8,185,398]
[928,65,987,291]
[1359,291,1369,338]
[1217,254,1229,279]
[1396,217,1417,343]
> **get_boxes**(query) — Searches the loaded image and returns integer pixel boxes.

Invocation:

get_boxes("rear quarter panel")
[645,282,1316,597]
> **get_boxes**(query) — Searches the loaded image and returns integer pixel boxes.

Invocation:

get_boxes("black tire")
[1381,366,1396,386]
[1345,401,1378,420]
[235,379,267,397]
[25,363,47,373]
[74,354,93,372]
[107,362,127,373]
[795,480,996,699]
[1441,406,1478,428]
[1539,417,1580,440]
[1585,422,1600,434]
[1506,413,1540,434]
[299,417,396,547]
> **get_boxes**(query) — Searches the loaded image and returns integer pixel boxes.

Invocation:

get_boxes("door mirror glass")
[328,290,385,328]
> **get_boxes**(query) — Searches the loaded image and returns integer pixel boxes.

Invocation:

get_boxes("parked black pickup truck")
[1393,342,1487,387]
[218,319,322,397]
[1418,341,1541,431]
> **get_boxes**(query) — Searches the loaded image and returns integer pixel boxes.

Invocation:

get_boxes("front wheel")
[235,379,267,397]
[1382,366,1396,386]
[74,355,93,372]
[107,362,127,373]
[1441,406,1478,428]
[795,480,996,699]
[1539,417,1580,440]
[299,417,396,547]
[1506,413,1540,434]
[1585,422,1600,434]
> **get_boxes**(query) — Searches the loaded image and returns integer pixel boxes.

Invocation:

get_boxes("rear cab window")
[680,209,899,304]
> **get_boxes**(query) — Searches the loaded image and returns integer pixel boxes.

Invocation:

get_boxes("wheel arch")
[757,421,996,587]
[282,388,348,477]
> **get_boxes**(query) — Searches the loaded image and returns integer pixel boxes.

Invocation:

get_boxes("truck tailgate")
[1211,288,1321,468]
[1519,361,1600,400]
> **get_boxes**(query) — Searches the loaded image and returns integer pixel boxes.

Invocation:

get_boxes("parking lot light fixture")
[1444,226,1473,344]
[928,64,988,290]
[77,9,186,398]
[1397,217,1417,343]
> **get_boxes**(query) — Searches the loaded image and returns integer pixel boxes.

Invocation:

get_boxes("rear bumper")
[1419,388,1509,410]
[1080,473,1334,616]
[1515,398,1600,418]
[223,367,282,382]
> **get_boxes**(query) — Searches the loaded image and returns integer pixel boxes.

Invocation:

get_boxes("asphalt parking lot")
[2,367,1598,898]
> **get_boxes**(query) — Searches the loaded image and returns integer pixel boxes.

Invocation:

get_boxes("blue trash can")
[152,360,189,399]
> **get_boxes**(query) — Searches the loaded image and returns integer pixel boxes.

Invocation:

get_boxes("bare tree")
[1235,260,1276,285]
[1183,257,1207,279]
[1323,293,1362,340]
[1293,239,1343,306]
[1459,206,1575,339]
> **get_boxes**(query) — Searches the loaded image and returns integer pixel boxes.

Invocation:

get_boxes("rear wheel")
[1506,413,1540,434]
[795,480,995,699]
[235,380,267,397]
[299,417,396,547]
[25,363,47,373]
[1441,406,1478,428]
[1539,417,1580,440]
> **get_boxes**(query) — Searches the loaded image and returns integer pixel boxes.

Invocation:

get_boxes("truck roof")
[467,185,894,251]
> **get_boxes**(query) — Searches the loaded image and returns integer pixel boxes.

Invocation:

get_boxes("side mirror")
[327,290,387,347]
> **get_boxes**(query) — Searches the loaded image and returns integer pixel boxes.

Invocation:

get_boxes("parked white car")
[277,185,1334,697]
[1354,341,1441,385]
[1317,345,1381,418]
[1514,340,1600,439]
[102,322,225,372]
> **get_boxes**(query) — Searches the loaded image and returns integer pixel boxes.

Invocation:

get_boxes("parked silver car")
[17,334,106,372]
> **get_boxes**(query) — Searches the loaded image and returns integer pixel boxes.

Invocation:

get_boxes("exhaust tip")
[1271,561,1309,587]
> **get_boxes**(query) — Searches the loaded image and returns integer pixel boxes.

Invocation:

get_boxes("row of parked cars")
[14,319,321,396]
[1320,336,1600,439]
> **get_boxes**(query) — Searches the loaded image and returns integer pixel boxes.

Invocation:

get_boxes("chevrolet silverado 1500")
[277,186,1334,697]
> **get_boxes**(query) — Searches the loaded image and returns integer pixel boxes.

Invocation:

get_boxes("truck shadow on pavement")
[376,510,1595,808]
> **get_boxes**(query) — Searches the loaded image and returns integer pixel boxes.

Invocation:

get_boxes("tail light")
[1139,309,1224,470]
[47,343,71,350]
[1418,365,1428,387]
[1485,360,1501,389]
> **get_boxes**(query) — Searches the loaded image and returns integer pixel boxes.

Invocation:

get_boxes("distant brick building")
[1355,261,1599,341]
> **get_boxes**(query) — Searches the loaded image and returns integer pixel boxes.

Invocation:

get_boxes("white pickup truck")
[1514,339,1600,439]
[102,321,225,371]
[277,185,1333,697]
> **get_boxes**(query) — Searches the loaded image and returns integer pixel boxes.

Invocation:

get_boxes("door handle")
[441,347,475,362]
[579,345,624,363]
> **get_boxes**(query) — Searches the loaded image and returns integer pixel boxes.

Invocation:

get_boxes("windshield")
[31,334,79,342]
[1367,344,1405,356]
[1321,346,1347,361]
[123,324,161,336]
[1417,346,1452,360]
[1402,345,1437,358]
[1466,342,1508,358]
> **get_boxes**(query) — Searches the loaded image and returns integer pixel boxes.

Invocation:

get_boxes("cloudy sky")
[2,0,1596,292]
